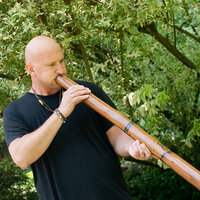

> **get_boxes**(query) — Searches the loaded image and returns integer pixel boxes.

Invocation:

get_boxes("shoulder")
[3,93,33,146]
[3,93,31,115]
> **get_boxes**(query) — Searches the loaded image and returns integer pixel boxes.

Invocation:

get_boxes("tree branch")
[182,0,199,36]
[162,0,169,41]
[78,40,95,83]
[172,12,176,47]
[86,0,100,6]
[0,73,15,80]
[34,0,48,27]
[119,30,125,86]
[63,0,95,83]
[124,156,160,169]
[63,0,73,5]
[139,23,197,70]
[167,23,200,44]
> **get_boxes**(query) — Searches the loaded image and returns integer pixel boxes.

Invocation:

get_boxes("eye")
[48,62,55,66]
[60,59,64,63]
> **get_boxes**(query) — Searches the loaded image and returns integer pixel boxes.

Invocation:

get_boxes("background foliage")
[0,0,200,199]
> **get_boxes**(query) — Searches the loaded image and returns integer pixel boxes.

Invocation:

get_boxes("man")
[3,36,151,200]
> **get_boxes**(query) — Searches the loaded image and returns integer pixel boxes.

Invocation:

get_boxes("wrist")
[57,105,70,118]
[125,140,134,157]
[54,108,67,123]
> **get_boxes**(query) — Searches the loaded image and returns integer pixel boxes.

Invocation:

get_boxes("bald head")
[25,36,62,64]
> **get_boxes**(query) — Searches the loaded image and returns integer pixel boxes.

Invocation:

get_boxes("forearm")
[9,112,63,169]
[106,125,152,160]
[113,133,133,157]
[106,125,133,157]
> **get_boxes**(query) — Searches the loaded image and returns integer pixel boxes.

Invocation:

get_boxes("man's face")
[31,43,67,90]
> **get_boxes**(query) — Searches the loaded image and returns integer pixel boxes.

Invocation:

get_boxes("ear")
[25,63,35,75]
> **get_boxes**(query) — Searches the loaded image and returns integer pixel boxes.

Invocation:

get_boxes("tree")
[0,0,200,199]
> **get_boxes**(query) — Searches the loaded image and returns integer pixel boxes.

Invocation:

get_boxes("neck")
[30,85,60,96]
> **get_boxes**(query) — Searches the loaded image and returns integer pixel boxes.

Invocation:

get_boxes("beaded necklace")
[31,86,63,113]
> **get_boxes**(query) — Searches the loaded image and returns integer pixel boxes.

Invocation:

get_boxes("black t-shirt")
[3,81,132,200]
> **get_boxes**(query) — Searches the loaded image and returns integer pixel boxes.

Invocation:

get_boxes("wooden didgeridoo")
[56,74,200,190]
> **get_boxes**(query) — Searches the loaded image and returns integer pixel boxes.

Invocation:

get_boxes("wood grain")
[56,74,200,190]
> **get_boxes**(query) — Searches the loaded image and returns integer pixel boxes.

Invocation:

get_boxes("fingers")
[63,85,91,103]
[58,85,91,117]
[140,143,151,159]
[136,140,145,158]
[129,140,152,160]
[71,94,90,104]
[66,85,91,96]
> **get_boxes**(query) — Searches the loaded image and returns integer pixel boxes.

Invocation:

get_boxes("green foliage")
[127,84,170,118]
[0,156,38,200]
[0,119,7,159]
[0,0,200,199]
[186,119,200,148]
[0,119,38,199]
[125,166,200,200]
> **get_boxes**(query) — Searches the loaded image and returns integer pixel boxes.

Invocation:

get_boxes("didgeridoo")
[56,74,200,190]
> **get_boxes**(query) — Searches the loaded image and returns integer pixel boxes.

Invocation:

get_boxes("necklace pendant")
[38,99,44,105]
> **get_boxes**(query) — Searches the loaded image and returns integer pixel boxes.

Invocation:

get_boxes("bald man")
[3,36,151,200]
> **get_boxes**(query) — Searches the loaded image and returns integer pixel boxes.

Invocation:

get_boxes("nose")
[56,63,66,75]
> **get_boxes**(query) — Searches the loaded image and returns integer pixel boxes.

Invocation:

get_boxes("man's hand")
[106,125,152,160]
[58,85,91,118]
[127,140,151,160]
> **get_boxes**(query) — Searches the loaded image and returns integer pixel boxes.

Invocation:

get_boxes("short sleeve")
[3,103,30,147]
[76,81,117,133]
